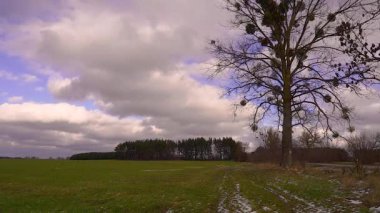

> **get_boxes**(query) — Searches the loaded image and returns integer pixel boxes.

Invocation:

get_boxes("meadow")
[0,159,379,212]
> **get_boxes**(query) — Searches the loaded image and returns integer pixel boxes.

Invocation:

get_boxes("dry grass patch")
[363,175,380,207]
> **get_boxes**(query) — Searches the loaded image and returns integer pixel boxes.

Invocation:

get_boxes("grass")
[0,159,378,212]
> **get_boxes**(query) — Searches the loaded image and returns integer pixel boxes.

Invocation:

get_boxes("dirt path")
[217,174,255,213]
[216,169,365,213]
[266,182,331,213]
[264,177,364,212]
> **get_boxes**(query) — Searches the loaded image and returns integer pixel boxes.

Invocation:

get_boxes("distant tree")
[115,137,239,161]
[233,142,248,161]
[115,139,177,160]
[347,132,380,151]
[297,130,323,148]
[259,127,281,150]
[212,0,380,167]
[346,132,380,164]
[114,142,128,152]
[70,152,120,160]
[214,137,237,160]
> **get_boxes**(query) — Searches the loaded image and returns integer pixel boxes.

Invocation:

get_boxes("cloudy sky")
[0,0,378,158]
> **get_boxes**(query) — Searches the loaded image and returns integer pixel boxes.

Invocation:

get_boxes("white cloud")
[0,70,18,81]
[35,86,44,92]
[0,102,150,157]
[7,96,23,103]
[47,76,78,98]
[0,70,39,83]
[21,74,38,83]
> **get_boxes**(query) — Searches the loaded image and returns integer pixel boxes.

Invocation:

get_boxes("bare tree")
[259,127,281,150]
[297,130,323,148]
[211,0,380,167]
[347,132,380,164]
[347,132,380,152]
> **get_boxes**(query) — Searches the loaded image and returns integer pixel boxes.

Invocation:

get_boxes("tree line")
[71,137,246,161]
[69,130,379,164]
[251,127,380,164]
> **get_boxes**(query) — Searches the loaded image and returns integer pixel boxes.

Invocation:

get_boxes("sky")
[0,0,378,158]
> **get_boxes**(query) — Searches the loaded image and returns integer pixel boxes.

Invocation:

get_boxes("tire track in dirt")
[268,183,329,213]
[249,178,342,212]
[264,178,360,213]
[217,173,256,213]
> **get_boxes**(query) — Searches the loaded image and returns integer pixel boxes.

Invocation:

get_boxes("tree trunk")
[282,76,293,168]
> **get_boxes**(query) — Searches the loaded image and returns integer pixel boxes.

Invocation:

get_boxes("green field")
[0,160,377,212]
